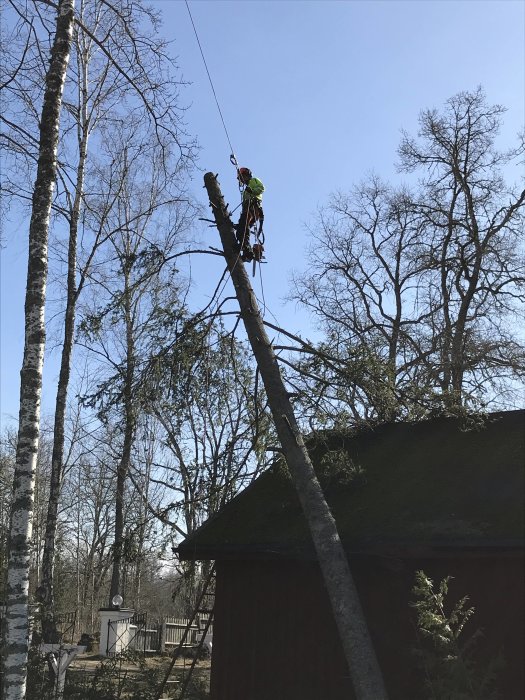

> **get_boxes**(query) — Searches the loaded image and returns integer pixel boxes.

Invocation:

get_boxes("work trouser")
[236,201,263,247]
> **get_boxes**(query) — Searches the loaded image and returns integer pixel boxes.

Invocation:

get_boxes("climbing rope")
[185,1,238,168]
[185,1,269,313]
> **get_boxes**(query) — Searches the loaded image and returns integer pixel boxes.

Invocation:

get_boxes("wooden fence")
[129,616,213,654]
[0,605,211,656]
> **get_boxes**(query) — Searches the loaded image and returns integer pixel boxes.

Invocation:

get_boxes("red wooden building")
[178,410,525,699]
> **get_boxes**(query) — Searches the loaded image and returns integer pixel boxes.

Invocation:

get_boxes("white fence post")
[98,608,134,656]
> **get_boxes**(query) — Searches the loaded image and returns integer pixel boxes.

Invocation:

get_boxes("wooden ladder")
[156,564,215,699]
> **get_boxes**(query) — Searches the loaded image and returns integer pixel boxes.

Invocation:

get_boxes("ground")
[30,650,211,699]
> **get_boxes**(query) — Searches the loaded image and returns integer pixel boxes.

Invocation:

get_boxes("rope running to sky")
[184,1,238,164]
[185,1,271,321]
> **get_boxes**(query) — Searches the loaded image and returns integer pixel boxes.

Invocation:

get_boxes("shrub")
[411,570,504,699]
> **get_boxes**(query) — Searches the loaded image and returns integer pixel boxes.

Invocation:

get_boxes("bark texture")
[40,40,90,640]
[3,2,75,698]
[203,172,388,700]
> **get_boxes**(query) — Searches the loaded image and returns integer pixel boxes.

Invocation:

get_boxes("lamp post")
[99,594,134,656]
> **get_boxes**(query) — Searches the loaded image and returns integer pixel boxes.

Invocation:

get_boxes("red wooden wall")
[209,554,524,699]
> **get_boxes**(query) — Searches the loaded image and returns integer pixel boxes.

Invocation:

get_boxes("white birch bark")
[3,2,75,698]
[203,172,388,700]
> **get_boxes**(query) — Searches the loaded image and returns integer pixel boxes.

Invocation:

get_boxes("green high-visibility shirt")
[243,177,264,204]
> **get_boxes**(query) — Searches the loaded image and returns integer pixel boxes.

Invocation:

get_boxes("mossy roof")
[177,410,525,561]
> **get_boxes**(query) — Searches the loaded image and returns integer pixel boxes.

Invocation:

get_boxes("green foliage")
[318,449,367,492]
[292,341,402,429]
[411,570,504,699]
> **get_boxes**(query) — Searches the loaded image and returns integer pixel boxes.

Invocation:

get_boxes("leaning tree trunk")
[3,2,75,699]
[203,173,388,700]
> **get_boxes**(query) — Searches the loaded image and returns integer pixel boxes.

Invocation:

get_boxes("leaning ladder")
[156,564,216,700]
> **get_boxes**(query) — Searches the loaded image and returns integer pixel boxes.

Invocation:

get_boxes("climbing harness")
[186,1,268,279]
[233,164,266,274]
[237,198,266,276]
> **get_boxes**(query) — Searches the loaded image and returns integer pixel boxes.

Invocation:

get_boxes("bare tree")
[143,322,272,538]
[291,177,433,423]
[398,87,525,410]
[2,0,197,639]
[0,433,17,602]
[77,125,195,605]
[123,417,157,611]
[292,89,525,424]
[45,0,194,633]
[3,2,75,695]
[69,427,117,628]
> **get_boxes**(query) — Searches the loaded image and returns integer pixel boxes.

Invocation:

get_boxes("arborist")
[235,167,264,262]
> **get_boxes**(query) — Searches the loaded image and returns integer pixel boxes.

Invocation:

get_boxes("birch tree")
[3,0,197,639]
[77,124,195,605]
[43,0,194,636]
[3,2,75,698]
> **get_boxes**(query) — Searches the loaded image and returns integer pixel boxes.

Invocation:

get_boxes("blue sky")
[1,0,524,426]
